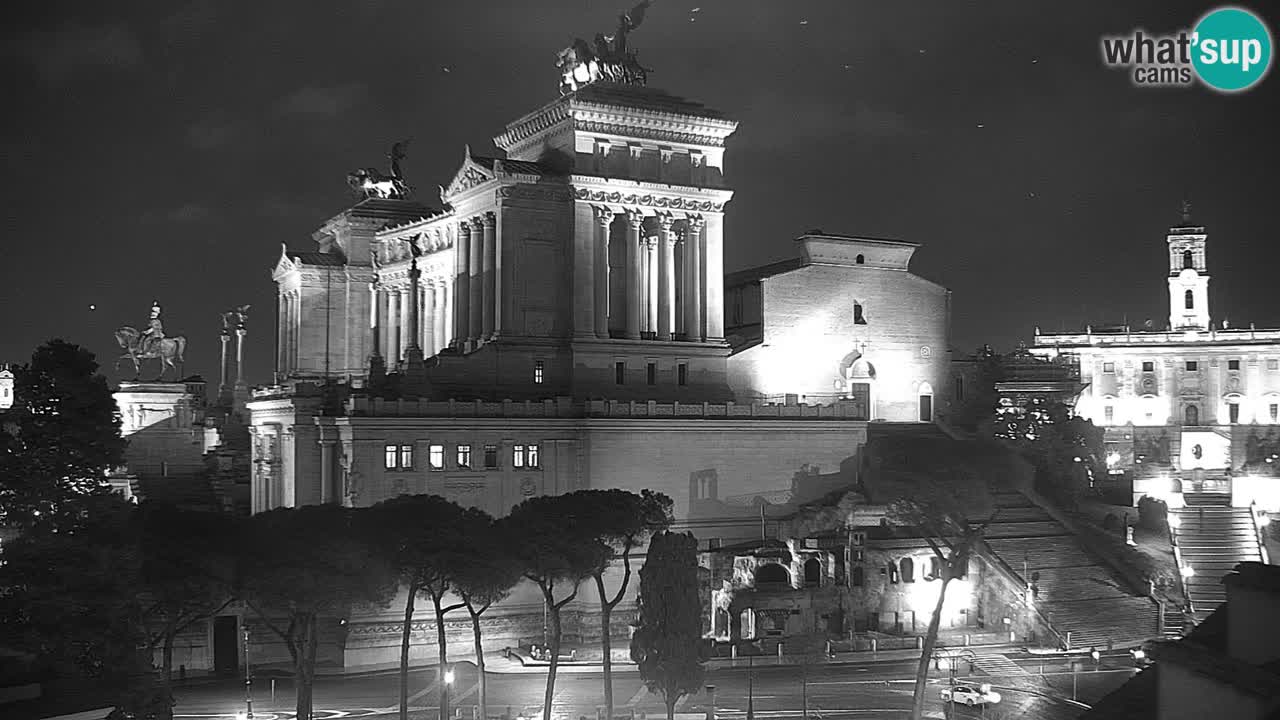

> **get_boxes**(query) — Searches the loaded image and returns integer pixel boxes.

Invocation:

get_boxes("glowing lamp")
[979,684,992,694]
[1258,513,1271,527]
[1002,617,1012,626]
[1131,648,1146,660]
[1090,649,1101,662]
[1180,565,1195,579]
[1107,452,1121,467]
[236,714,248,720]
[1073,456,1082,463]
[444,669,455,685]
[1167,515,1181,529]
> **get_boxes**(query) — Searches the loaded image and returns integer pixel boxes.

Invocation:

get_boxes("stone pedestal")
[114,382,207,480]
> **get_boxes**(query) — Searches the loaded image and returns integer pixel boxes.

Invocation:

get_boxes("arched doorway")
[756,563,790,587]
[1185,404,1200,426]
[918,381,934,422]
[803,558,821,587]
[840,352,877,420]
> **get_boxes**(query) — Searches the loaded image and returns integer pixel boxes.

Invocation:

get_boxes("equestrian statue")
[115,301,187,381]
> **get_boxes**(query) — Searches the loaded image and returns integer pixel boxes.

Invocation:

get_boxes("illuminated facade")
[1032,214,1280,503]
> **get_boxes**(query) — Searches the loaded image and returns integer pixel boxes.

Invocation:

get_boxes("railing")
[1169,512,1195,616]
[1250,501,1271,565]
[343,397,871,420]
[974,539,1067,650]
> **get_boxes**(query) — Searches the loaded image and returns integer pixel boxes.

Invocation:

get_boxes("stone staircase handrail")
[974,539,1067,649]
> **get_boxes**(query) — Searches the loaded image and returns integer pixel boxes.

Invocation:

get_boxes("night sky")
[3,1,1278,388]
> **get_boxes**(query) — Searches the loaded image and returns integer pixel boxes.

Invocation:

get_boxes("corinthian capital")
[686,214,706,232]
[657,211,676,232]
[481,211,496,229]
[592,205,614,227]
[624,208,646,230]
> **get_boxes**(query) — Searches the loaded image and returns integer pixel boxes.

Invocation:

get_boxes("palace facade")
[1031,213,1280,508]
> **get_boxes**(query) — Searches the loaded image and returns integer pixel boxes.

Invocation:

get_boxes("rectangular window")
[1104,406,1114,424]
[1271,404,1278,422]
[384,444,398,470]
[1186,361,1199,371]
[484,444,498,469]
[527,444,540,468]
[647,362,656,385]
[678,363,688,386]
[1270,359,1279,371]
[429,445,444,470]
[1103,362,1115,373]
[534,360,545,384]
[514,445,526,468]
[1229,403,1240,424]
[1229,359,1241,371]
[399,444,413,469]
[615,361,625,385]
[456,444,472,469]
[1142,361,1154,372]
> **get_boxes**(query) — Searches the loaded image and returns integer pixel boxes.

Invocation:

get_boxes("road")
[171,652,1137,720]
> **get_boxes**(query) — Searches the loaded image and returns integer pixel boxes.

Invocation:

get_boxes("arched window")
[1183,250,1194,269]
[900,557,915,583]
[756,563,790,586]
[855,254,865,265]
[1185,404,1199,426]
[1185,290,1194,310]
[852,566,865,587]
[854,303,867,325]
[804,558,821,586]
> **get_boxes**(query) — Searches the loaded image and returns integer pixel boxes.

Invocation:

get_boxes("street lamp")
[242,625,254,720]
[442,665,455,720]
[1090,647,1101,672]
[1181,565,1195,579]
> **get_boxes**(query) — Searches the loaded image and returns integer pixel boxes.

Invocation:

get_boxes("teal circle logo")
[1192,7,1273,92]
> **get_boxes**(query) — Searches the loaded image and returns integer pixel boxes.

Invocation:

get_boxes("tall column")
[235,326,246,387]
[469,219,483,342]
[406,259,421,353]
[319,439,337,504]
[387,287,400,363]
[219,329,231,396]
[646,237,659,336]
[441,279,452,349]
[423,281,436,357]
[369,281,382,359]
[454,221,471,348]
[674,233,686,338]
[658,214,676,341]
[703,213,726,341]
[481,212,496,339]
[684,217,704,342]
[625,210,643,340]
[276,293,287,376]
[593,206,612,338]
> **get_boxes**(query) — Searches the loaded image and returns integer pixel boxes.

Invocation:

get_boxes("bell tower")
[1167,201,1209,331]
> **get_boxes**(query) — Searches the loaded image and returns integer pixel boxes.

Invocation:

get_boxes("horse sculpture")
[115,326,187,381]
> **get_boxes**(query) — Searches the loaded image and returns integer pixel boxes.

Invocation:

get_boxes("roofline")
[797,233,921,248]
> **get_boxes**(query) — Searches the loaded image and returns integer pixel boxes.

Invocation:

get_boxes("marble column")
[423,281,436,357]
[400,282,414,357]
[593,206,613,339]
[658,214,676,341]
[469,219,483,342]
[454,221,470,348]
[703,213,726,341]
[320,439,337,504]
[387,287,400,363]
[482,212,496,340]
[276,293,287,374]
[625,210,643,340]
[646,237,659,336]
[684,217,704,342]
[368,282,381,359]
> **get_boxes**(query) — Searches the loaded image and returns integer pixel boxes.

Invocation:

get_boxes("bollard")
[271,678,276,702]
[963,634,970,646]
[871,638,877,652]
[777,642,784,659]
[916,636,923,650]
[731,645,738,660]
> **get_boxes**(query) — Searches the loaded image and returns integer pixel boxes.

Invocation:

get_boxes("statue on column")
[114,300,188,381]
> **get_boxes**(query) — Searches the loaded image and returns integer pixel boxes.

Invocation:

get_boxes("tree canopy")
[630,531,705,720]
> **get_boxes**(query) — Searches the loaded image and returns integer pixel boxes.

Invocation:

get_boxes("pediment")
[272,244,299,281]
[442,151,495,202]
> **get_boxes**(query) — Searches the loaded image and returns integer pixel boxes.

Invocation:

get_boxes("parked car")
[940,684,1002,706]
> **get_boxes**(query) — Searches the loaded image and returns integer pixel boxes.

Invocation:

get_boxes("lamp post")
[705,685,716,720]
[746,655,754,720]
[241,625,255,720]
[442,665,454,720]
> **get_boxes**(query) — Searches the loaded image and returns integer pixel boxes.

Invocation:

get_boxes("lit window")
[484,444,498,469]
[399,444,413,469]
[527,444,540,468]
[384,444,398,470]
[534,360,545,384]
[514,445,526,468]
[647,362,656,385]
[456,445,472,469]
[678,363,688,386]
[615,361,625,385]
[1142,361,1154,372]
[429,445,444,470]
[854,303,866,325]
[1186,361,1198,371]
[1103,362,1115,373]
[1228,359,1240,371]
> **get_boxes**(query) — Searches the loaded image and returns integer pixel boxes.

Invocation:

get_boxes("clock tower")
[1167,202,1209,331]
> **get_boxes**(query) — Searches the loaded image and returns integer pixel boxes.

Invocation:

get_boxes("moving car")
[940,684,1002,706]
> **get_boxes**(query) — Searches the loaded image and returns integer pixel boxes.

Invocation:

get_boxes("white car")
[940,684,1002,706]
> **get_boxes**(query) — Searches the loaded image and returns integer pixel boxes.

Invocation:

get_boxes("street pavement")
[170,650,1138,720]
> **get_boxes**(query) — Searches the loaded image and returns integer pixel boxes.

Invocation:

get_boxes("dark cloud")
[16,23,142,83]
[274,83,368,117]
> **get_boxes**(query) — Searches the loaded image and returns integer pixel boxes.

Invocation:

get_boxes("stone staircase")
[1173,497,1263,623]
[984,492,1159,650]
[136,474,225,512]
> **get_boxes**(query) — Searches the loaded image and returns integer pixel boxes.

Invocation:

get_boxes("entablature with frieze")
[571,175,731,214]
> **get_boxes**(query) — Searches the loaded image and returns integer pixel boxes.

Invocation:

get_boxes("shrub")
[1137,496,1168,531]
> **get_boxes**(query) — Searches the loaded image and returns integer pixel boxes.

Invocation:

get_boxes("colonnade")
[591,207,722,342]
[371,275,454,362]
